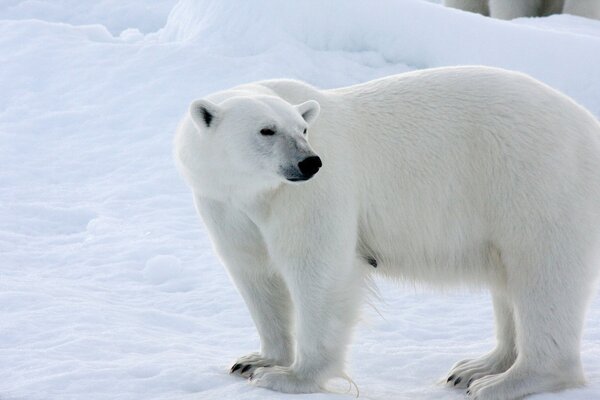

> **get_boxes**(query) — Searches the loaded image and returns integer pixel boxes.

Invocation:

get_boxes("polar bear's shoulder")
[204,79,323,106]
[251,79,324,105]
[203,82,277,103]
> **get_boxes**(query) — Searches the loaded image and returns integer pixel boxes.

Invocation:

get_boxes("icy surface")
[1,0,600,399]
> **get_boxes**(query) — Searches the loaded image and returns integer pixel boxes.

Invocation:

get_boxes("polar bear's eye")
[260,128,275,136]
[303,128,307,135]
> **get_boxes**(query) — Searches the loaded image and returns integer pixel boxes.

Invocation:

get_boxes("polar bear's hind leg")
[447,292,517,389]
[467,241,591,399]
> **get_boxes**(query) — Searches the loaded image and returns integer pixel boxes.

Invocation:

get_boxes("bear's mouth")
[281,166,308,182]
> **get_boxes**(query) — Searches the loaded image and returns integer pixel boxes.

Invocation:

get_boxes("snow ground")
[1,1,600,399]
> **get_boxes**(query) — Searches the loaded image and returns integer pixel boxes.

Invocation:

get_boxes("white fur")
[564,0,600,19]
[444,0,599,19]
[174,66,600,399]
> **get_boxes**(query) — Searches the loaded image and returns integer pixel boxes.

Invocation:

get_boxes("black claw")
[447,375,455,383]
[249,373,254,381]
[467,389,471,396]
[241,365,251,374]
[467,378,473,388]
[263,364,272,368]
[454,377,462,386]
[230,363,242,373]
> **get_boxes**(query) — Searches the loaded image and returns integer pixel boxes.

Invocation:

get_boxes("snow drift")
[160,0,600,115]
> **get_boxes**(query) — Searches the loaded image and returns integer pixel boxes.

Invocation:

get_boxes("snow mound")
[160,0,600,115]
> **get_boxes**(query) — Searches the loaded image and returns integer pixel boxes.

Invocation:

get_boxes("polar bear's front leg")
[447,292,517,388]
[227,269,294,378]
[195,198,294,378]
[250,220,365,393]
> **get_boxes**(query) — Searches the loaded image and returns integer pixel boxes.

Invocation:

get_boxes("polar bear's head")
[183,95,321,194]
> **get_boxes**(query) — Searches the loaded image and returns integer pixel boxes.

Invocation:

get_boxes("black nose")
[297,156,322,177]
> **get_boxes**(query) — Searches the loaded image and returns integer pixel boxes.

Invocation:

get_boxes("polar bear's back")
[335,66,600,192]
[333,66,599,148]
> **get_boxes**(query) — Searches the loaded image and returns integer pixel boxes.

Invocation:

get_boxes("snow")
[1,0,599,399]
[0,0,178,34]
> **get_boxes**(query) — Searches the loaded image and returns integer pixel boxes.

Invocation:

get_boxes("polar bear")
[444,0,600,20]
[174,66,600,400]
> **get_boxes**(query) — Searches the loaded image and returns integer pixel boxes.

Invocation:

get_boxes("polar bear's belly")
[360,236,504,285]
[357,207,504,285]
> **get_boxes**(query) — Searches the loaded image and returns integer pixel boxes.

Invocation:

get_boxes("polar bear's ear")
[295,100,320,126]
[190,99,221,130]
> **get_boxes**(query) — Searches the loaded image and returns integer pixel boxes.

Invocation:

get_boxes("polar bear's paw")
[447,349,515,389]
[249,366,321,393]
[465,366,584,400]
[230,353,278,379]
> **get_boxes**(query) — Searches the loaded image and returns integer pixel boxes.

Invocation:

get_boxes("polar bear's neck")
[194,174,282,226]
